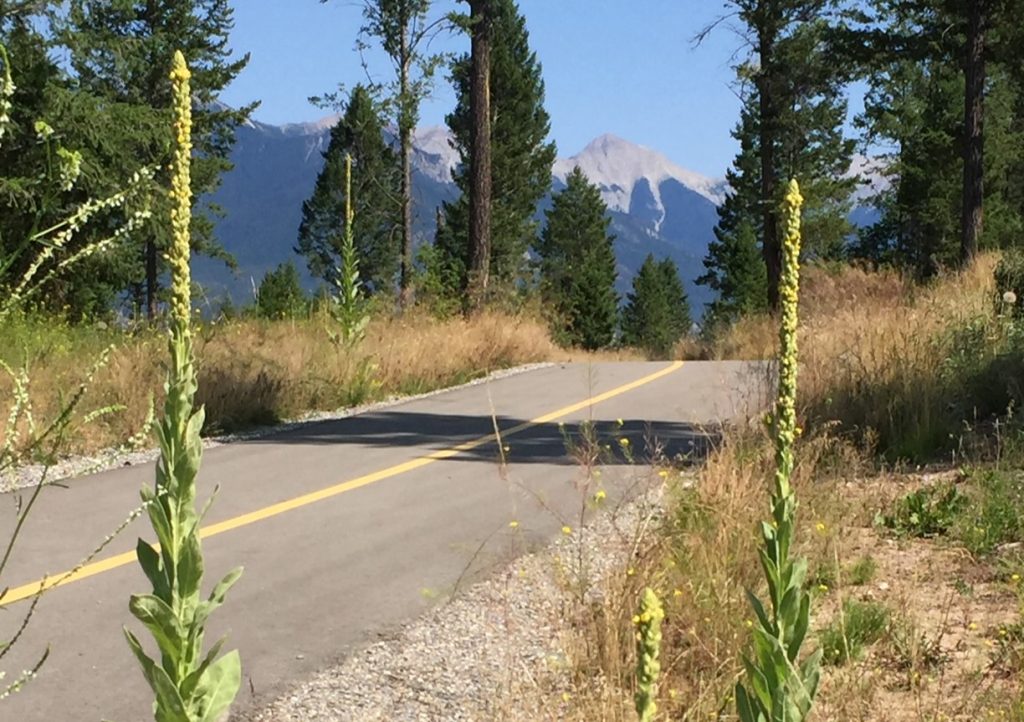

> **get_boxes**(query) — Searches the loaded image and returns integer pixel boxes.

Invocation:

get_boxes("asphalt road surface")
[0,361,766,722]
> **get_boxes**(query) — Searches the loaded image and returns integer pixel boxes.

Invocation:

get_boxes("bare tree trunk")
[398,25,415,309]
[961,0,986,266]
[467,0,492,310]
[145,238,157,319]
[757,34,781,311]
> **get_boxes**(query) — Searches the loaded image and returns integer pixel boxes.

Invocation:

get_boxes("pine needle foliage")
[735,180,821,722]
[125,51,242,722]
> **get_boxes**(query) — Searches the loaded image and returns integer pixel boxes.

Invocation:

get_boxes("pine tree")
[297,85,400,295]
[0,12,161,317]
[437,0,556,297]
[850,0,1024,273]
[623,254,692,358]
[338,0,446,307]
[255,262,307,320]
[62,0,254,317]
[700,2,856,309]
[698,97,769,325]
[538,167,617,350]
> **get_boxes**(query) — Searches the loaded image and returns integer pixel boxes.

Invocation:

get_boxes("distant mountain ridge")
[198,116,725,310]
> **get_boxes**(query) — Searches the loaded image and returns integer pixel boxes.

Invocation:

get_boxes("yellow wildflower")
[561,525,572,536]
[509,520,519,529]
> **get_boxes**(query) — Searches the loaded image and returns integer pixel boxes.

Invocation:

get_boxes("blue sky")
[219,1,751,179]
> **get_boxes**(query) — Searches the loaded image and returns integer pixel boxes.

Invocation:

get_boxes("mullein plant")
[329,153,370,347]
[634,587,665,722]
[124,51,242,722]
[735,180,821,722]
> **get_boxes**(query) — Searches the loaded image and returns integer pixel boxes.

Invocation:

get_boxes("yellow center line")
[1,361,684,606]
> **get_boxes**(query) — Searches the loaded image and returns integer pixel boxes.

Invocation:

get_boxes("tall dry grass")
[0,309,564,458]
[702,256,1005,461]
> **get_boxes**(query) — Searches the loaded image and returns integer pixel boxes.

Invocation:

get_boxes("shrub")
[819,599,890,666]
[994,248,1024,318]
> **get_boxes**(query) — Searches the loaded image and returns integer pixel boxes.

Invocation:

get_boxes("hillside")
[199,118,724,309]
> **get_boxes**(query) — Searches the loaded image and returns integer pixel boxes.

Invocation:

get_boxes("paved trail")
[0,361,764,721]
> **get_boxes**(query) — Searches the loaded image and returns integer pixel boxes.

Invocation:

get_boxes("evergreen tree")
[698,96,769,324]
[623,254,692,358]
[700,2,856,309]
[850,0,1024,273]
[0,12,160,317]
[537,167,617,350]
[297,85,400,295]
[255,262,306,320]
[437,0,556,296]
[62,0,255,317]
[333,0,446,307]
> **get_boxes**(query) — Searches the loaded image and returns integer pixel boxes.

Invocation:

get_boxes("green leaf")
[136,538,169,598]
[788,592,811,661]
[746,588,773,635]
[128,594,184,668]
[194,567,243,628]
[194,649,241,722]
[181,636,226,700]
[177,531,204,604]
[124,628,189,722]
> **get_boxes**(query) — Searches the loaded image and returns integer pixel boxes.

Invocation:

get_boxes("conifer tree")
[537,167,617,350]
[62,0,255,317]
[255,261,307,320]
[699,2,855,309]
[437,0,556,296]
[297,85,400,295]
[623,254,692,358]
[332,0,446,307]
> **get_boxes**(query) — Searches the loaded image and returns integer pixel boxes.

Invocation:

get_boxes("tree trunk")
[467,0,493,309]
[961,0,986,266]
[757,34,781,311]
[145,238,157,319]
[398,25,415,309]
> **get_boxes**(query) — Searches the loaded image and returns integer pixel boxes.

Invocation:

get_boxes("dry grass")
[697,256,1007,461]
[0,309,578,458]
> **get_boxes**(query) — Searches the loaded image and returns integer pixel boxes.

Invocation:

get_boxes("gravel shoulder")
[238,476,672,722]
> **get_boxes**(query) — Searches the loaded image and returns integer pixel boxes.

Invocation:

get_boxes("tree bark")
[467,0,492,309]
[145,238,157,319]
[757,32,781,311]
[961,0,986,266]
[398,22,415,309]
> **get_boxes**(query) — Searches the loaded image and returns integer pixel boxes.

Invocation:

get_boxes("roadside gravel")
[241,481,670,722]
[1,362,553,492]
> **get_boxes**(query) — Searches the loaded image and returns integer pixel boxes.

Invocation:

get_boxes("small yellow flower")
[815,521,827,534]
[561,525,572,536]
[616,418,624,426]
[817,584,829,593]
[745,619,754,628]
[561,692,571,703]
[626,567,636,576]
[632,614,641,625]
[795,426,803,437]
[502,444,510,452]
[619,437,630,447]
[968,622,978,631]
[594,489,607,502]
[673,588,683,598]
[508,520,519,529]
[1012,573,1021,583]
[658,469,669,479]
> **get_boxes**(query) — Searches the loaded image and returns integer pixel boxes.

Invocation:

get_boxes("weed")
[880,482,967,538]
[847,555,878,586]
[819,599,890,666]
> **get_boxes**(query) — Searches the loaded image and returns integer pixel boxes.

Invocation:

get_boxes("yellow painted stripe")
[1,361,683,606]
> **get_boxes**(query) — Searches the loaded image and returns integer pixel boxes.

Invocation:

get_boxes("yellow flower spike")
[168,50,193,339]
[634,588,664,722]
[561,525,572,536]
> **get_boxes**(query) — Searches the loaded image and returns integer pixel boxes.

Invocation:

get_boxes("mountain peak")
[554,133,724,214]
